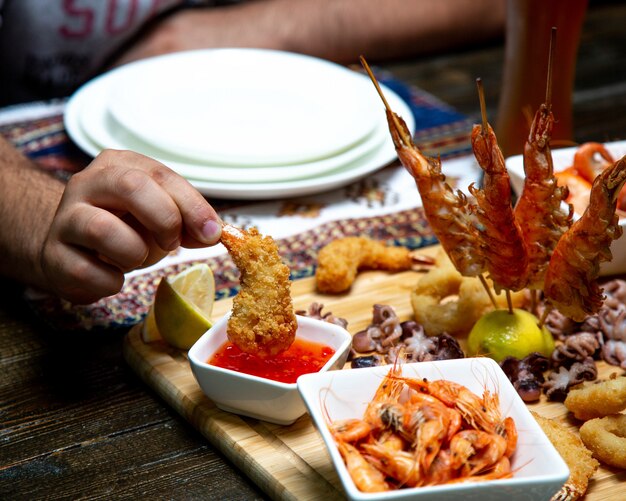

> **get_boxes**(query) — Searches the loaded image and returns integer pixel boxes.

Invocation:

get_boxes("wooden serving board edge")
[123,325,345,501]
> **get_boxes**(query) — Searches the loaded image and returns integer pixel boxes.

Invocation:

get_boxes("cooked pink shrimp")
[336,441,390,492]
[449,429,507,476]
[544,155,626,321]
[573,142,615,183]
[360,56,484,278]
[386,110,485,278]
[470,121,528,292]
[513,103,573,290]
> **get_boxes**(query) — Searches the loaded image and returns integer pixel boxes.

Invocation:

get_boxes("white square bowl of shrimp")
[188,313,352,425]
[506,139,626,276]
[298,357,569,501]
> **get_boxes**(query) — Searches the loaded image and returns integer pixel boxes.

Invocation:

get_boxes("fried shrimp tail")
[315,236,433,294]
[513,104,573,290]
[544,156,626,321]
[469,122,528,292]
[220,224,297,357]
[386,110,484,278]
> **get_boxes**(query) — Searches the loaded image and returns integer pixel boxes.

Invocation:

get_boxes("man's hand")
[40,150,222,304]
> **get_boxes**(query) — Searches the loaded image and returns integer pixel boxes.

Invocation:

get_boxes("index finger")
[93,151,222,248]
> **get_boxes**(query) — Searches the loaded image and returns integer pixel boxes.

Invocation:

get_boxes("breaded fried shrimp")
[315,236,433,294]
[220,224,297,357]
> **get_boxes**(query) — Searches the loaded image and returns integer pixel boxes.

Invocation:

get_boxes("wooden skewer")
[506,290,514,314]
[538,303,552,328]
[476,78,489,136]
[359,55,412,146]
[479,275,499,310]
[545,27,557,108]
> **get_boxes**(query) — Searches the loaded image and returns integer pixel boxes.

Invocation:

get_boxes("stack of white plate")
[64,49,415,200]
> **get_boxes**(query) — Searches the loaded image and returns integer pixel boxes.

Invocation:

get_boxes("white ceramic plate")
[298,358,569,501]
[506,140,626,275]
[65,72,415,199]
[107,49,380,165]
[70,71,388,184]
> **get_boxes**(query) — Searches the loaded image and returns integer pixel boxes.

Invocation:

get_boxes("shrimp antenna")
[476,78,489,137]
[360,55,412,146]
[545,27,557,107]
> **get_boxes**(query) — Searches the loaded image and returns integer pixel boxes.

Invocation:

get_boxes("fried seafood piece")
[544,156,626,321]
[513,104,573,290]
[220,225,297,357]
[564,374,626,421]
[469,121,528,293]
[579,414,626,469]
[410,250,524,336]
[315,236,432,294]
[531,411,599,501]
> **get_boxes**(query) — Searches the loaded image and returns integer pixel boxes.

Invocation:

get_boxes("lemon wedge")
[151,263,215,349]
[141,305,162,343]
[467,308,555,362]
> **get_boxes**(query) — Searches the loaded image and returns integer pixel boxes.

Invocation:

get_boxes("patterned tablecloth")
[0,70,481,331]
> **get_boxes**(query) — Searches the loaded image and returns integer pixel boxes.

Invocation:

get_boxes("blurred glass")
[495,0,588,158]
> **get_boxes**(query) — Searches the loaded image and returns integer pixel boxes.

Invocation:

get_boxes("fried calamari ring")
[531,411,598,500]
[315,236,432,294]
[564,374,626,420]
[579,414,626,469]
[410,251,524,336]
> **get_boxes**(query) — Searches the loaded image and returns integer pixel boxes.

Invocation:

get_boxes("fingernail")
[201,219,222,243]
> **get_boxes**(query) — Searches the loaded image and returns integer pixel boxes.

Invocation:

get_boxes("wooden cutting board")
[123,246,624,500]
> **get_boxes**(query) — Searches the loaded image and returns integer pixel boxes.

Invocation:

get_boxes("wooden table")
[2,2,626,499]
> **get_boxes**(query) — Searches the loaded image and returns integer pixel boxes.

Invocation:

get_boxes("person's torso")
[0,0,220,105]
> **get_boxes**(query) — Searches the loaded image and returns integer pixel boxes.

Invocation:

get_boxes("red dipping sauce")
[208,338,336,384]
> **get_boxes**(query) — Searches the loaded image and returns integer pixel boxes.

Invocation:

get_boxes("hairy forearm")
[114,0,505,67]
[0,137,64,289]
[240,0,506,63]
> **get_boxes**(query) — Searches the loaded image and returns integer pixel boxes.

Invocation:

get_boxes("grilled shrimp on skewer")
[469,79,528,293]
[385,110,485,278]
[543,155,626,322]
[513,31,573,290]
[513,103,573,290]
[220,224,297,357]
[360,56,484,278]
